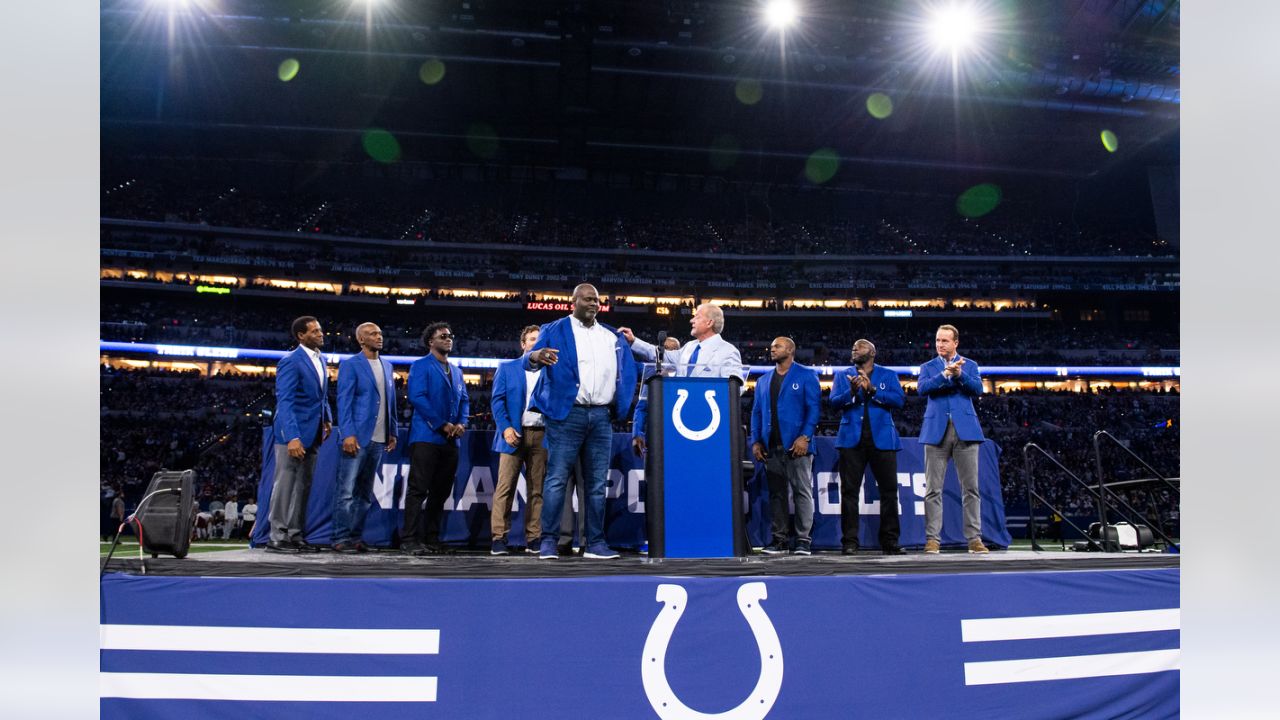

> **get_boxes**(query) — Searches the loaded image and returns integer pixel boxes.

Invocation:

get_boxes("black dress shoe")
[423,543,456,555]
[841,544,859,555]
[333,542,359,554]
[266,540,298,553]
[882,545,906,556]
[401,542,426,556]
[354,541,369,553]
[294,541,321,553]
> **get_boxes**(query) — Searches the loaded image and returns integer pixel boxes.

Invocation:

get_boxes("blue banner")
[101,568,1179,718]
[658,376,738,557]
[254,430,1011,549]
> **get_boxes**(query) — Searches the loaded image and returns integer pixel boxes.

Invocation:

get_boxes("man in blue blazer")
[750,337,821,555]
[524,283,638,560]
[266,316,333,553]
[332,322,398,553]
[829,339,905,555]
[917,324,989,554]
[488,325,548,555]
[631,335,682,457]
[403,321,470,555]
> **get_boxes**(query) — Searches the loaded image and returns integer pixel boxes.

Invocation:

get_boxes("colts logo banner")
[642,582,784,720]
[672,388,720,441]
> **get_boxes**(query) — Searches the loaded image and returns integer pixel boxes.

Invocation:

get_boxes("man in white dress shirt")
[619,303,744,382]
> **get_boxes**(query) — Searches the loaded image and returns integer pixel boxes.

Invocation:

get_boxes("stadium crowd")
[103,180,1174,258]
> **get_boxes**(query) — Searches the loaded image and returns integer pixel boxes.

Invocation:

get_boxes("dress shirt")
[302,345,326,387]
[570,315,618,406]
[521,369,544,427]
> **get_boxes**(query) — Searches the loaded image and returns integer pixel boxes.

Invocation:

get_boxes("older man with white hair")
[619,303,744,381]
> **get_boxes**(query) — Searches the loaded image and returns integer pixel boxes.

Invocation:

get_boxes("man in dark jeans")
[829,339,906,555]
[403,322,469,555]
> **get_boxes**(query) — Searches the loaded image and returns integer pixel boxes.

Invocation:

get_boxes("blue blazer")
[750,363,821,454]
[490,358,535,454]
[916,355,986,444]
[522,316,638,422]
[828,364,904,451]
[272,347,333,448]
[336,353,398,447]
[407,355,470,446]
[631,365,663,443]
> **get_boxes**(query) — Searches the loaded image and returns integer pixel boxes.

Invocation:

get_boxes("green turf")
[99,540,248,557]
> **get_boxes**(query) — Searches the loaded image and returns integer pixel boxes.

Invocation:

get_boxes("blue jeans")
[332,440,385,545]
[540,406,612,548]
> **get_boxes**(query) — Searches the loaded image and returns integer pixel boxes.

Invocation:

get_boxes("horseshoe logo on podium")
[672,389,720,441]
[641,582,784,720]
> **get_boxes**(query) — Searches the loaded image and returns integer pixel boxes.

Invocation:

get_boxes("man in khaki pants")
[488,325,548,555]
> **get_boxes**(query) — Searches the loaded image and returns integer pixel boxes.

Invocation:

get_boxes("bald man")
[524,283,639,560]
[333,322,398,553]
[751,337,821,555]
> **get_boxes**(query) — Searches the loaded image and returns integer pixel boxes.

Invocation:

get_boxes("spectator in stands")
[488,324,548,555]
[524,283,638,560]
[242,498,257,540]
[403,322,469,555]
[333,322,399,553]
[266,316,332,553]
[752,337,821,555]
[919,324,988,554]
[830,339,906,555]
[223,492,239,540]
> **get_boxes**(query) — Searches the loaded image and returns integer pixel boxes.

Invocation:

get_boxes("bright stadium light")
[927,3,981,52]
[763,0,798,29]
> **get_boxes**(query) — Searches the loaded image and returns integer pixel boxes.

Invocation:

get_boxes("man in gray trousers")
[916,324,988,554]
[266,316,333,553]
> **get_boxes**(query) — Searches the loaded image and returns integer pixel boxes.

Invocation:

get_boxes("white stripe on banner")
[100,672,438,702]
[964,649,1180,686]
[100,625,440,655]
[961,608,1180,642]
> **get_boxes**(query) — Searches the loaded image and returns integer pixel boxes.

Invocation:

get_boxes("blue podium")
[644,374,747,558]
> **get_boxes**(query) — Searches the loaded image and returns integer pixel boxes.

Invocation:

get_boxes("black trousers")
[404,442,459,545]
[839,441,900,548]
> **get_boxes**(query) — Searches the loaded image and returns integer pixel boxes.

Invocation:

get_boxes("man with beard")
[829,339,905,555]
[403,322,469,555]
[524,284,638,560]
[751,337,820,555]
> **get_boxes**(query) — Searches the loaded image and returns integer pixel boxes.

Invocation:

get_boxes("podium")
[644,374,747,558]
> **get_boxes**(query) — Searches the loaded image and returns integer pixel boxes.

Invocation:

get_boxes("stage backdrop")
[253,430,1010,549]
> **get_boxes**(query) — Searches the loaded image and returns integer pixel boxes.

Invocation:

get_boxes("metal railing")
[1091,430,1180,552]
[1023,443,1107,552]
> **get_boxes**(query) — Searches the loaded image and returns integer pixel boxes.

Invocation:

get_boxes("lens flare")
[804,148,840,184]
[866,93,894,119]
[277,58,300,82]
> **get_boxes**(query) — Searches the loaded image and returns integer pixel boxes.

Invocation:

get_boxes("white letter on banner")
[454,467,493,512]
[908,472,925,515]
[860,481,881,516]
[628,469,645,513]
[606,469,624,500]
[375,462,404,510]
[815,472,840,515]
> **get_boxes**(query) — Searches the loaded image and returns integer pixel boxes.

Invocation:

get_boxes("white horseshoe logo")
[672,389,721,441]
[642,582,784,720]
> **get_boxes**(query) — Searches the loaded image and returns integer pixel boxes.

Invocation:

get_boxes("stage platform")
[101,549,1180,719]
[102,546,1179,579]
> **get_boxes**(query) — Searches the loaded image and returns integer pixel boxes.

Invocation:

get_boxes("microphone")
[656,331,667,364]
